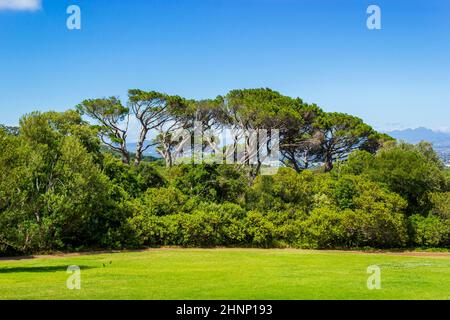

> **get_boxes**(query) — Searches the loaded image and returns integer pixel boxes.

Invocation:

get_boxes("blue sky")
[1,0,449,138]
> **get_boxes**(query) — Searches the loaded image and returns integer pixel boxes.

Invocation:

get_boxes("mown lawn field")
[1,248,450,300]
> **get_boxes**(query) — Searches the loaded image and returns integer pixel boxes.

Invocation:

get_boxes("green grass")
[1,248,450,300]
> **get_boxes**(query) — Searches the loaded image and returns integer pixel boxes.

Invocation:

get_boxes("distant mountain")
[386,127,450,145]
[386,127,450,164]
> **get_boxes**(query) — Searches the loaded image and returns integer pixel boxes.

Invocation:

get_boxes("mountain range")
[386,127,450,145]
[386,127,450,164]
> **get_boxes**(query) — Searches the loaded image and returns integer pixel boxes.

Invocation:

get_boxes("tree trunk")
[134,128,148,166]
[121,144,130,165]
[122,154,130,165]
[324,155,333,172]
[162,150,172,167]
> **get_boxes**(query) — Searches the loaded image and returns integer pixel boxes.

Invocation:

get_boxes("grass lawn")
[1,248,450,300]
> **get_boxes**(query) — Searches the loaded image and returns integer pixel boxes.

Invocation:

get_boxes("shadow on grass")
[0,265,95,274]
[0,248,155,261]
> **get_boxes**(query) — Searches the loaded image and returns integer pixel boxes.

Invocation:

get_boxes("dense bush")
[429,192,450,220]
[129,203,247,247]
[131,187,190,217]
[103,154,166,197]
[246,169,316,213]
[409,215,450,247]
[170,164,248,203]
[342,143,447,214]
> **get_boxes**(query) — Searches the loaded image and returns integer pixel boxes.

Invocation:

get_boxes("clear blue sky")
[1,0,449,134]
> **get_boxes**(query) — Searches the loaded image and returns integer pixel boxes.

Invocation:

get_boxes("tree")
[77,97,130,164]
[360,132,394,154]
[280,103,324,172]
[154,95,241,167]
[128,90,183,166]
[191,98,227,162]
[152,96,193,167]
[154,126,189,167]
[0,128,36,253]
[0,111,120,254]
[222,88,294,177]
[314,113,375,172]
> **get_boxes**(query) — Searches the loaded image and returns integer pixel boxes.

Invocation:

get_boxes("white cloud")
[0,0,41,11]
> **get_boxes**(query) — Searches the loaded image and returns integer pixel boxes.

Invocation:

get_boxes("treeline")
[0,89,449,255]
[76,88,390,172]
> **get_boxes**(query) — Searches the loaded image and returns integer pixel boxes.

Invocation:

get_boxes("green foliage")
[409,215,450,247]
[245,169,409,249]
[429,192,450,220]
[445,169,450,190]
[129,202,247,247]
[331,176,358,209]
[102,153,166,197]
[20,110,102,159]
[0,112,128,254]
[225,88,305,129]
[179,204,247,247]
[243,211,276,247]
[314,112,376,171]
[297,208,345,248]
[296,207,408,249]
[342,143,447,214]
[171,164,248,203]
[132,187,189,217]
[247,168,316,213]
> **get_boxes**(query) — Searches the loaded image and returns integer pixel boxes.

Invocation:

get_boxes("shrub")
[128,214,176,247]
[131,187,189,217]
[247,168,316,212]
[129,202,247,247]
[264,210,306,246]
[340,209,408,248]
[244,211,276,247]
[342,143,447,215]
[429,192,450,220]
[102,154,166,197]
[178,203,247,247]
[409,215,450,247]
[171,164,248,203]
[297,208,345,248]
[295,205,408,249]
